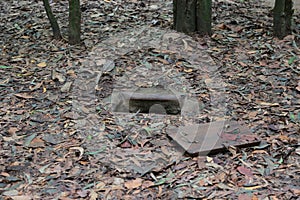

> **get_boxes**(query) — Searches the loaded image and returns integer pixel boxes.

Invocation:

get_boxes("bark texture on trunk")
[69,0,81,44]
[273,0,294,39]
[173,0,212,35]
[42,0,62,40]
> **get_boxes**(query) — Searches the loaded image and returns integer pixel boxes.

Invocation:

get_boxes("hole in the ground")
[129,99,180,115]
[112,87,183,115]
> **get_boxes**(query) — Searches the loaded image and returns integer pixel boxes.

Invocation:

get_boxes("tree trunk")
[173,0,212,35]
[69,0,81,44]
[42,0,62,40]
[273,0,294,39]
[197,0,212,36]
[173,0,197,33]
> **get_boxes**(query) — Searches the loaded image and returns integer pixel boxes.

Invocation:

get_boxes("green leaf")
[143,61,153,69]
[154,178,168,186]
[14,23,21,30]
[83,182,95,190]
[289,112,296,122]
[0,65,12,69]
[87,135,93,140]
[142,126,153,135]
[95,106,102,112]
[54,54,64,62]
[86,147,106,155]
[288,56,296,65]
[278,157,283,164]
[253,143,270,150]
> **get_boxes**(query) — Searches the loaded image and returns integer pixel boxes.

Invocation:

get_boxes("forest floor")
[0,0,299,199]
[264,0,300,10]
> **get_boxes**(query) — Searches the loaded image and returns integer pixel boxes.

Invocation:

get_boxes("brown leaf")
[252,195,259,200]
[256,101,279,106]
[216,23,227,30]
[124,178,143,189]
[15,110,26,114]
[29,137,45,148]
[141,180,154,189]
[237,166,253,177]
[95,182,106,190]
[77,190,88,198]
[60,82,72,93]
[296,81,300,92]
[37,62,47,67]
[89,190,98,200]
[62,111,80,120]
[15,93,34,99]
[29,81,43,91]
[278,134,290,142]
[120,141,132,148]
[11,196,32,200]
[67,69,77,78]
[8,127,18,135]
[291,188,300,196]
[156,57,170,65]
[238,194,252,200]
[69,147,84,160]
[0,172,10,177]
[52,70,66,83]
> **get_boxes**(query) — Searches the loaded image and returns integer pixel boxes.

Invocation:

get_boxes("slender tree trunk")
[173,0,212,35]
[197,0,212,36]
[173,0,197,33]
[69,0,81,44]
[273,0,294,39]
[42,0,62,40]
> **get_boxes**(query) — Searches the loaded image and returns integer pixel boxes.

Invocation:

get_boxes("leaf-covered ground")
[0,0,299,199]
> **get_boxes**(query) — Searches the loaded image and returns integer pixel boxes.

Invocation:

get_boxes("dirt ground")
[0,0,299,199]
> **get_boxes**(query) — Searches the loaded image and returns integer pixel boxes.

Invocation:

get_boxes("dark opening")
[129,99,181,115]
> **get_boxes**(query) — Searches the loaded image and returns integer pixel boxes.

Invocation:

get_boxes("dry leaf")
[37,62,47,67]
[256,101,279,106]
[11,196,32,200]
[8,127,18,135]
[124,178,143,189]
[29,81,43,91]
[238,194,252,200]
[296,81,300,92]
[60,82,72,93]
[237,166,253,177]
[141,180,154,189]
[67,69,77,78]
[15,93,34,99]
[2,190,19,196]
[95,181,106,189]
[69,147,84,160]
[29,137,45,148]
[52,70,66,83]
[1,172,10,177]
[89,190,98,200]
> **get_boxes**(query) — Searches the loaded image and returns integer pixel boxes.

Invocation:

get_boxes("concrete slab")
[167,121,260,155]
